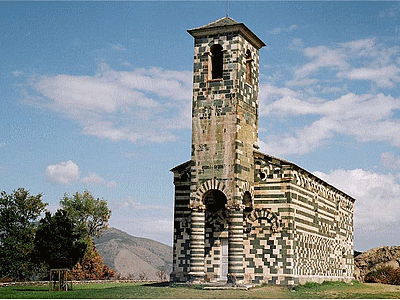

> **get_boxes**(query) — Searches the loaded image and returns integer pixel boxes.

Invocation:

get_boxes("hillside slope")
[94,227,172,280]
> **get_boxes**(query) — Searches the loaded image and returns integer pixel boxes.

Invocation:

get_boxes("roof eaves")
[254,150,356,202]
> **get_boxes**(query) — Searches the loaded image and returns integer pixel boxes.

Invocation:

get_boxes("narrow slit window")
[246,50,252,85]
[210,44,223,79]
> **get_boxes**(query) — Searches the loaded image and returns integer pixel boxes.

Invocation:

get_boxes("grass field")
[1,281,400,299]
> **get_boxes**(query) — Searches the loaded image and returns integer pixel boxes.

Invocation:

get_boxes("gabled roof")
[187,17,266,50]
[170,160,191,172]
[191,16,240,29]
[254,150,356,203]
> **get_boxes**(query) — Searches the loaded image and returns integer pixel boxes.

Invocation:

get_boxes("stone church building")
[170,17,355,286]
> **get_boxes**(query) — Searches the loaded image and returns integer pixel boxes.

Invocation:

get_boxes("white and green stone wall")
[170,17,355,286]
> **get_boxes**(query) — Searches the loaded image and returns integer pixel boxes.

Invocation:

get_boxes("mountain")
[354,246,400,282]
[94,227,173,280]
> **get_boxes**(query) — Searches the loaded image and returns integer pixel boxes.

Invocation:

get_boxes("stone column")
[227,207,244,284]
[189,208,205,283]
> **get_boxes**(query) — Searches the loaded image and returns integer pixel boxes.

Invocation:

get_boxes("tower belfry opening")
[170,16,355,286]
[210,44,223,80]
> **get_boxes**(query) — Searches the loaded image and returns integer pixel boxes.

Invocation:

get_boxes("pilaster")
[227,205,244,284]
[189,207,206,282]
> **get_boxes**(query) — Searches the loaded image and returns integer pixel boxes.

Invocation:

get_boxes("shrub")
[0,277,13,283]
[364,266,400,285]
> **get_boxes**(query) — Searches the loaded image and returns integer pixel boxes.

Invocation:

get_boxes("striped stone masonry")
[189,209,206,282]
[170,17,355,286]
[227,208,245,283]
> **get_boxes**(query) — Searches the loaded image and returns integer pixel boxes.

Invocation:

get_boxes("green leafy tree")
[60,191,114,280]
[32,210,87,271]
[0,188,47,281]
[60,191,111,239]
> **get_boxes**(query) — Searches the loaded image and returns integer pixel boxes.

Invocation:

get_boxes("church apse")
[170,17,355,286]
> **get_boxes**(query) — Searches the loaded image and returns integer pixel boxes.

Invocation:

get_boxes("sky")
[1,1,399,252]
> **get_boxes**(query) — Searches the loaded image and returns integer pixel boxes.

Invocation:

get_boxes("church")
[170,17,355,286]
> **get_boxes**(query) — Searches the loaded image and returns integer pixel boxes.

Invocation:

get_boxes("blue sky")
[1,1,399,251]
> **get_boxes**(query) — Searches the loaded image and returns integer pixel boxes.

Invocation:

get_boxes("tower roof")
[188,17,266,50]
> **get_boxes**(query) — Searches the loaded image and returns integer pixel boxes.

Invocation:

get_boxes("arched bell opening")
[245,49,253,85]
[209,44,223,79]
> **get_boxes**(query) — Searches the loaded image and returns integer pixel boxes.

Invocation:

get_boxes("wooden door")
[219,238,228,281]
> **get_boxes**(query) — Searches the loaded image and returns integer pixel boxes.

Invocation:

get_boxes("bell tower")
[188,17,265,208]
[187,17,265,283]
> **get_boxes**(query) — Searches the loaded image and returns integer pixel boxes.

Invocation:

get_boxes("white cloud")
[288,38,304,51]
[379,4,400,18]
[313,169,400,231]
[289,37,400,89]
[45,160,80,185]
[259,35,400,156]
[381,152,400,171]
[27,64,192,144]
[339,65,400,87]
[268,24,298,35]
[81,172,118,188]
[259,92,400,156]
[294,46,349,79]
[45,161,117,188]
[111,43,126,51]
[11,70,25,77]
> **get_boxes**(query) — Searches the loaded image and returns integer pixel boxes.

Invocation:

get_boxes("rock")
[354,246,400,282]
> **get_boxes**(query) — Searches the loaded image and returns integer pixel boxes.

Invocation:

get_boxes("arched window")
[243,191,253,213]
[245,50,252,85]
[210,44,223,79]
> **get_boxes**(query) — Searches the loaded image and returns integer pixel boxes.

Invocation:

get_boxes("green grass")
[1,281,400,299]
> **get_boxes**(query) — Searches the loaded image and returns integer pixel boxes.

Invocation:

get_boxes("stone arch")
[191,179,228,204]
[246,208,280,233]
[241,182,254,214]
[241,181,255,200]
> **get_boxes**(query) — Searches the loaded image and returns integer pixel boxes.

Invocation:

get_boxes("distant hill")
[94,227,173,280]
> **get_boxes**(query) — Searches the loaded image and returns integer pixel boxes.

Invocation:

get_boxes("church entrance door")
[219,238,228,281]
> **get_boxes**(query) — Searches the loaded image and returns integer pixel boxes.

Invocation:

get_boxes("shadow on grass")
[142,282,170,287]
[13,288,49,292]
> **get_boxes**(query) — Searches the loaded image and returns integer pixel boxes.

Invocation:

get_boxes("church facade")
[170,17,355,286]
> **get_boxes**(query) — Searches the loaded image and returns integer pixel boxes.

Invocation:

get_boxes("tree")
[71,239,115,280]
[0,188,47,281]
[32,210,87,271]
[60,191,111,239]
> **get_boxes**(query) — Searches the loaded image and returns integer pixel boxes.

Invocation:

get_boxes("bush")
[71,240,115,280]
[364,266,400,285]
[0,277,13,283]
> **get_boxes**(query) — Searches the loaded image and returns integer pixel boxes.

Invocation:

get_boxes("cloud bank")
[45,160,117,188]
[314,168,400,230]
[28,64,192,144]
[259,37,400,156]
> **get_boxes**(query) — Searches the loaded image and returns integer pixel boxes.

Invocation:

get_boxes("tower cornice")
[188,17,266,50]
